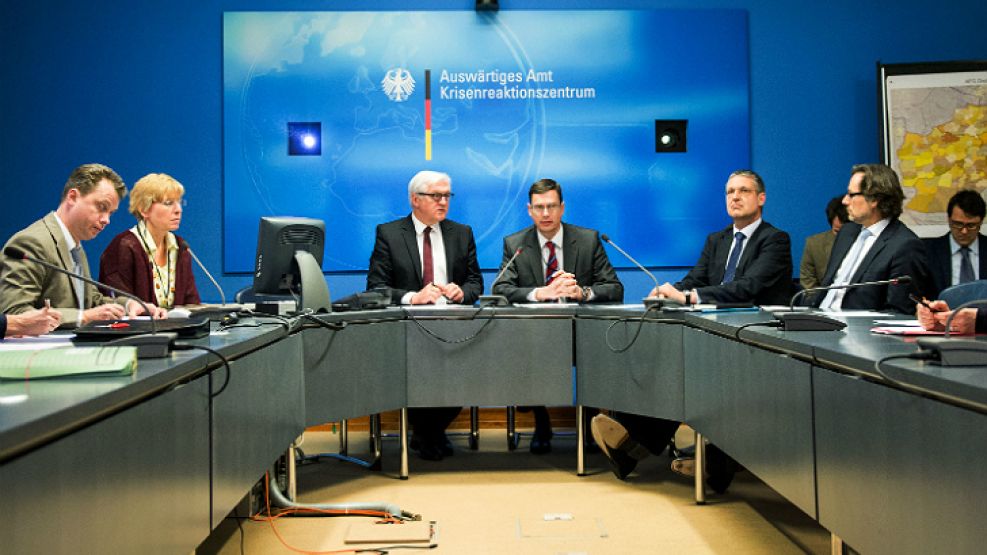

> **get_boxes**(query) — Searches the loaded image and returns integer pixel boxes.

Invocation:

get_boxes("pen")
[909,294,936,311]
[44,298,51,310]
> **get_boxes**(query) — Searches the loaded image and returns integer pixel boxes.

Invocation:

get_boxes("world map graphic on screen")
[223,10,750,272]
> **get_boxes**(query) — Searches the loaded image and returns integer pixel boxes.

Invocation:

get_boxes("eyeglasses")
[845,191,865,198]
[949,220,983,231]
[531,203,561,213]
[158,198,187,208]
[725,187,758,196]
[417,192,454,201]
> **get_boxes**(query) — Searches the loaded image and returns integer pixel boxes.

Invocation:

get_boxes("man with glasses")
[593,169,791,495]
[922,189,985,296]
[492,178,623,454]
[0,163,163,327]
[367,170,483,461]
[813,163,931,313]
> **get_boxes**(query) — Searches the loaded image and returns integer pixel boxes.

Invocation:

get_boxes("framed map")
[879,60,987,237]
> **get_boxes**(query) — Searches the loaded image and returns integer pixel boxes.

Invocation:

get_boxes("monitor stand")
[294,250,331,313]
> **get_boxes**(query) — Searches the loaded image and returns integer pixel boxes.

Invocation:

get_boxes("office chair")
[938,280,987,308]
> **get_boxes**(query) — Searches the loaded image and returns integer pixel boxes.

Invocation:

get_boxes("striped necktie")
[545,242,558,284]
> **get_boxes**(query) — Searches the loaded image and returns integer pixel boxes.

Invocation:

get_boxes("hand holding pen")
[912,295,950,331]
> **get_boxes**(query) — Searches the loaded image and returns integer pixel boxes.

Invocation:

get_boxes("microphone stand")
[479,247,524,307]
[600,234,662,309]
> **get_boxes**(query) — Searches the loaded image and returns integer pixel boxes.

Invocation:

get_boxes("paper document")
[0,346,138,380]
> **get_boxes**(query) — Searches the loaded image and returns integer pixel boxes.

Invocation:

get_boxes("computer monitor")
[252,216,331,312]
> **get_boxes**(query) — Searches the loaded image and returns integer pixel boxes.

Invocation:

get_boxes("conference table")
[2,304,984,554]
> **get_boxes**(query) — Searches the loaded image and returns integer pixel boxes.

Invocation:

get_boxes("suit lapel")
[440,220,457,280]
[710,227,733,284]
[562,224,579,275]
[823,225,859,286]
[734,224,767,277]
[979,235,987,277]
[42,213,82,304]
[850,221,894,283]
[400,216,423,288]
[522,228,544,285]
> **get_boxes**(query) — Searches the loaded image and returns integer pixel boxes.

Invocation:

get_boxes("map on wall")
[223,10,750,273]
[882,67,987,236]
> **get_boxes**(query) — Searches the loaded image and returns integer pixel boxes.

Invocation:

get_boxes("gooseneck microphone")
[4,246,174,356]
[788,275,912,311]
[185,243,227,305]
[478,246,523,307]
[774,275,913,331]
[600,234,661,308]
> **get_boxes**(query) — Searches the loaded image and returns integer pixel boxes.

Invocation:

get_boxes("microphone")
[3,246,174,357]
[185,243,226,305]
[600,234,661,309]
[789,275,912,311]
[479,246,523,307]
[775,275,913,331]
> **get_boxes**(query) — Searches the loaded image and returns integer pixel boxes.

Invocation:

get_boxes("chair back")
[939,280,987,308]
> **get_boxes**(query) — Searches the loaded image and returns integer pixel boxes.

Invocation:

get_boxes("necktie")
[422,226,434,285]
[545,242,558,284]
[959,246,975,284]
[837,228,872,285]
[70,246,85,307]
[820,228,872,309]
[721,232,746,284]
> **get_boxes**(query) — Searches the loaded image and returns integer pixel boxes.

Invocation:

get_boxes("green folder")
[0,346,138,380]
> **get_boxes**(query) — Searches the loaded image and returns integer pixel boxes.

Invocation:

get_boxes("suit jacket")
[491,223,623,303]
[99,229,201,307]
[814,219,932,314]
[0,212,117,326]
[676,221,793,306]
[799,230,836,290]
[922,233,987,296]
[366,215,483,305]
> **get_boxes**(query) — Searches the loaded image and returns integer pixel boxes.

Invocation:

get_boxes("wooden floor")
[199,425,831,554]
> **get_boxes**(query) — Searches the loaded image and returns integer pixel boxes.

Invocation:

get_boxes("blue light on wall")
[288,122,321,156]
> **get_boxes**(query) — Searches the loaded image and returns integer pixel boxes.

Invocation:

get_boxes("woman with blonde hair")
[100,173,200,308]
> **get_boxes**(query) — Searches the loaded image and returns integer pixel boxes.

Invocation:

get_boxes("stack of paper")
[0,346,138,380]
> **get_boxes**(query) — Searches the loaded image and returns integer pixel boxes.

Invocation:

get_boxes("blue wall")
[2,0,985,303]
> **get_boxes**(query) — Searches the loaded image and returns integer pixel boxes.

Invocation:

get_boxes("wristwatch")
[581,286,592,302]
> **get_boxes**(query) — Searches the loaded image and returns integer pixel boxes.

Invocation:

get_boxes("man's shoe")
[530,434,552,455]
[670,456,695,478]
[410,435,444,461]
[439,435,454,457]
[591,414,645,480]
[671,456,733,494]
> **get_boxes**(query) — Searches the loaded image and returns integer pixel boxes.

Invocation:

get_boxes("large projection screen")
[224,10,750,272]
[879,60,987,237]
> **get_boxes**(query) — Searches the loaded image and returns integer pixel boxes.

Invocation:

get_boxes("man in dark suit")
[922,189,985,296]
[594,170,792,495]
[813,164,931,313]
[492,178,623,453]
[652,169,793,306]
[366,170,483,461]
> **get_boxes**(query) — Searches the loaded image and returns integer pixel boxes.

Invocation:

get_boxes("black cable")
[603,305,666,353]
[733,320,781,342]
[402,305,496,344]
[300,313,347,331]
[173,343,232,397]
[873,352,934,386]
